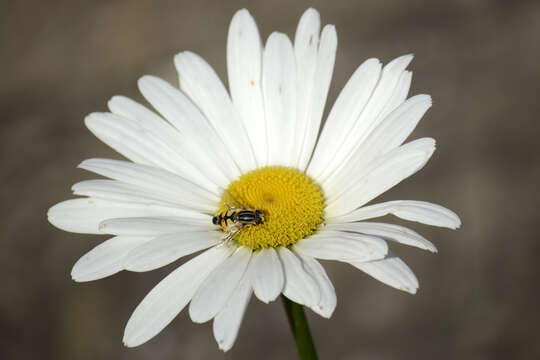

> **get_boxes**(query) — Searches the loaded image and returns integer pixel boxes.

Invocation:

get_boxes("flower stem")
[281,295,318,360]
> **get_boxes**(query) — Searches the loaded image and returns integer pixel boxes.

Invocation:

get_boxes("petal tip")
[405,287,418,295]
[217,341,232,352]
[137,75,158,90]
[235,8,249,15]
[76,158,92,170]
[122,338,135,348]
[313,306,333,318]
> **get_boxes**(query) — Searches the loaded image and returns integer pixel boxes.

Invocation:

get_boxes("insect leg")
[221,225,241,246]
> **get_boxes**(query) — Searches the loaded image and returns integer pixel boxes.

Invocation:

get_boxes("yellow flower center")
[217,166,325,249]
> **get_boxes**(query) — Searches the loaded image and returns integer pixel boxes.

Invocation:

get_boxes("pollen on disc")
[216,166,326,249]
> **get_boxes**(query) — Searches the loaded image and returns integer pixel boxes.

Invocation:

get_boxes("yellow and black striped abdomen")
[212,210,235,228]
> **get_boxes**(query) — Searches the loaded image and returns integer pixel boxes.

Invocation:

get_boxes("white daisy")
[48,8,460,352]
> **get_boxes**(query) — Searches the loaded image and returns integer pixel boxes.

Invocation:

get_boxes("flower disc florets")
[217,166,325,249]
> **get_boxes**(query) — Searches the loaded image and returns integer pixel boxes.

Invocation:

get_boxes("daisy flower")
[48,7,460,353]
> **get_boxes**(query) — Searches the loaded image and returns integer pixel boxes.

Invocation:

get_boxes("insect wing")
[220,188,244,209]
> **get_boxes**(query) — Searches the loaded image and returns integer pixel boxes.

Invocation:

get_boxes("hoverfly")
[212,190,265,244]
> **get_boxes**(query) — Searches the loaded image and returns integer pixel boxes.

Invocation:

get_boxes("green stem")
[281,295,319,360]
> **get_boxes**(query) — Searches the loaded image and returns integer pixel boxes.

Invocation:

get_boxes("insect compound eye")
[212,216,219,225]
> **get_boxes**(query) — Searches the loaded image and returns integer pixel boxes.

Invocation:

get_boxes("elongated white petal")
[326,138,436,217]
[227,9,266,166]
[85,112,160,167]
[72,179,205,211]
[189,247,251,323]
[123,245,232,347]
[174,51,256,173]
[327,222,437,252]
[295,19,320,167]
[79,158,218,212]
[138,76,240,187]
[124,231,219,272]
[48,198,194,234]
[250,248,284,303]
[79,158,217,205]
[295,8,320,62]
[85,112,211,185]
[98,217,210,236]
[279,247,320,307]
[213,266,252,352]
[71,236,152,282]
[294,8,321,151]
[323,94,432,193]
[308,58,381,178]
[332,200,461,229]
[262,32,297,166]
[378,70,412,121]
[311,55,414,181]
[102,96,222,194]
[298,24,337,170]
[107,95,177,135]
[346,54,414,147]
[294,230,388,262]
[295,252,336,318]
[350,252,419,294]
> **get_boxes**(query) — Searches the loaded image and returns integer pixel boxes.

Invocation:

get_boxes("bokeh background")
[2,0,539,359]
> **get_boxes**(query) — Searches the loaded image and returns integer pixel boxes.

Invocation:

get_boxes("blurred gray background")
[2,0,539,359]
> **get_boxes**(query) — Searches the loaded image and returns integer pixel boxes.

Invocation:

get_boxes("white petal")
[84,112,217,192]
[250,247,284,303]
[174,51,257,172]
[108,95,176,135]
[294,230,388,262]
[310,55,414,180]
[333,200,461,229]
[307,57,382,178]
[123,245,232,347]
[71,236,152,282]
[262,32,297,166]
[98,217,211,236]
[350,252,419,294]
[227,9,267,166]
[72,179,203,210]
[213,266,252,352]
[124,231,219,272]
[294,10,337,169]
[297,24,337,170]
[326,222,437,252]
[79,158,218,212]
[378,70,412,121]
[294,252,336,318]
[108,94,221,190]
[279,247,320,307]
[295,8,320,59]
[137,76,240,187]
[325,138,436,218]
[189,246,252,323]
[85,112,163,167]
[294,8,321,135]
[323,94,432,194]
[48,198,193,234]
[350,54,414,145]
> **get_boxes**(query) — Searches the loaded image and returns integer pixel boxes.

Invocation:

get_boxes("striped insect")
[212,191,265,244]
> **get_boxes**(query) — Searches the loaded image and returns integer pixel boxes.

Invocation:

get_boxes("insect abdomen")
[213,211,235,228]
[237,210,257,223]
